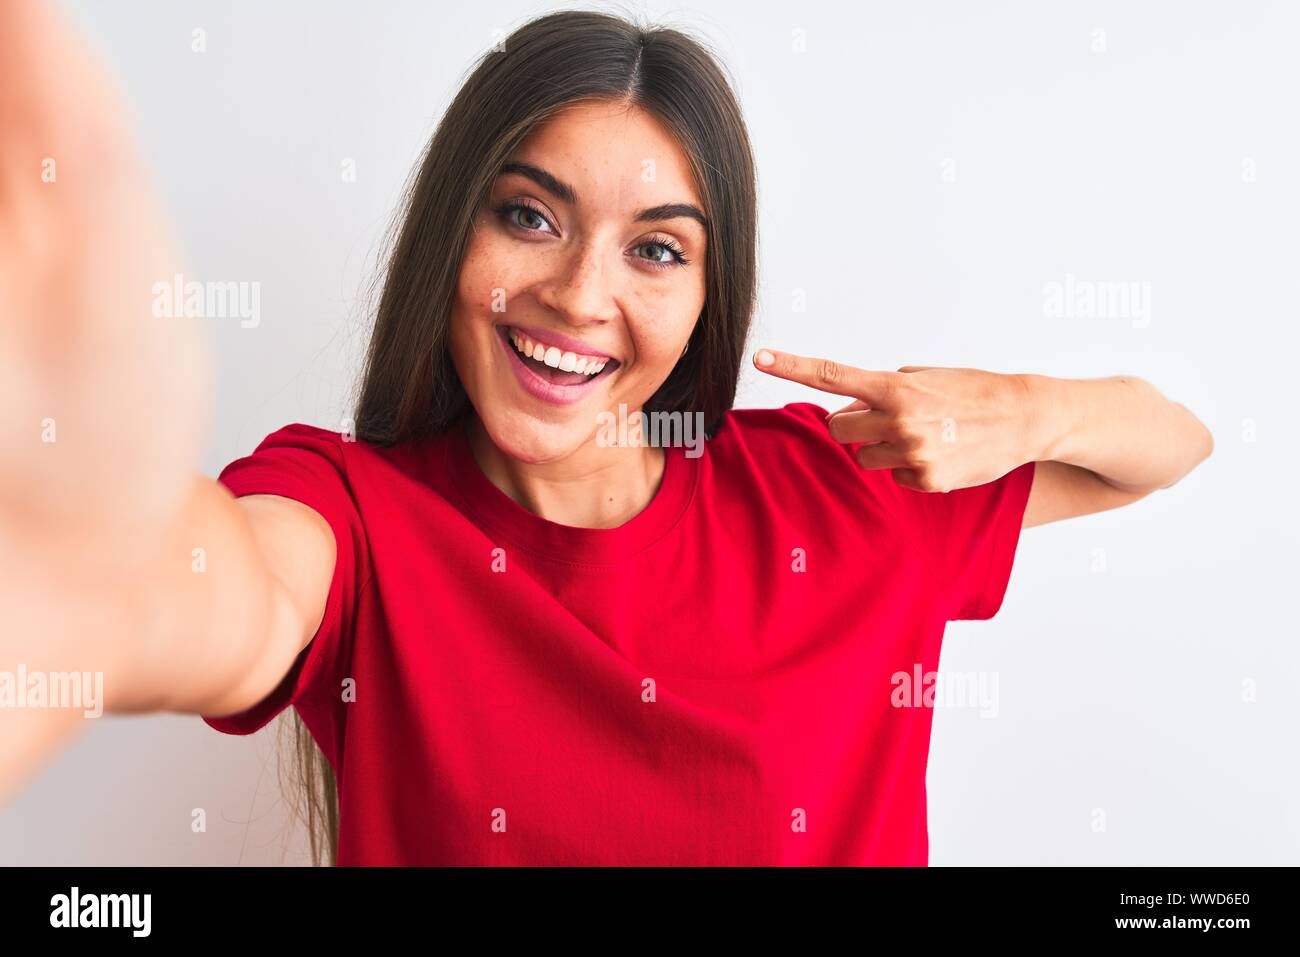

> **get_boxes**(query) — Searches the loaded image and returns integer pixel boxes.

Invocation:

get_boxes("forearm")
[2,473,287,717]
[1021,373,1214,493]
[0,577,136,804]
[118,474,303,716]
[0,473,306,800]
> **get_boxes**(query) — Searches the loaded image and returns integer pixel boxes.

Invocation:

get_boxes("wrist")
[1015,373,1073,463]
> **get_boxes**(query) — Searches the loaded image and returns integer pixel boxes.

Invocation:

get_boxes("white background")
[2,0,1296,864]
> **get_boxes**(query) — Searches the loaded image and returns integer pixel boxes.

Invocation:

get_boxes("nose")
[532,239,621,329]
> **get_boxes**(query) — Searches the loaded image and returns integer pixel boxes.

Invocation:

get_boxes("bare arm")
[0,477,336,801]
[1019,374,1214,528]
[0,0,342,801]
[120,479,334,718]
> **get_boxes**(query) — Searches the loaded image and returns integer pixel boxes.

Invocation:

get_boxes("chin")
[476,404,595,465]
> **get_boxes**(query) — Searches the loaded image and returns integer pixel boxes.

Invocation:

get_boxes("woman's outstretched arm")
[0,477,335,803]
[0,0,337,801]
[751,350,1213,528]
[1015,374,1213,527]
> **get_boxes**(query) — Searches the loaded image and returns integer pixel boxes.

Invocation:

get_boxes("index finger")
[753,348,899,406]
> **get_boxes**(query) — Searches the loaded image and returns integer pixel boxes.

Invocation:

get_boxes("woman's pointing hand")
[753,349,1037,493]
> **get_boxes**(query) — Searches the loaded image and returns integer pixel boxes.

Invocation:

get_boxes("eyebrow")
[499,161,708,228]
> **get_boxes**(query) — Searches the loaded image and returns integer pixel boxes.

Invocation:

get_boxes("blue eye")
[495,200,554,233]
[493,199,692,272]
[632,236,691,270]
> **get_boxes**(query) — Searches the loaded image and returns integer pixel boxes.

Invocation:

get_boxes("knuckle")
[894,433,922,455]
[817,359,842,387]
[894,417,924,445]
[916,472,944,493]
[902,446,930,469]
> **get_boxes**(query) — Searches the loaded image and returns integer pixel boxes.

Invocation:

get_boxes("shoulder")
[240,421,347,457]
[709,402,848,463]
[704,402,880,502]
[232,422,430,473]
[220,421,428,499]
[216,423,352,491]
[713,402,836,444]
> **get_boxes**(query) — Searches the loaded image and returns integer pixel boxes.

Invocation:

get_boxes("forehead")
[506,99,702,209]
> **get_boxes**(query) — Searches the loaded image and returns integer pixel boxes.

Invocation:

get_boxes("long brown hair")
[288,8,759,866]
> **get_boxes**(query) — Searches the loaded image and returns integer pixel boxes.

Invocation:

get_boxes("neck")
[465,415,666,529]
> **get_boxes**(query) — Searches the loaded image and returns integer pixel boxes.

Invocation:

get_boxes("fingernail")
[755,349,775,367]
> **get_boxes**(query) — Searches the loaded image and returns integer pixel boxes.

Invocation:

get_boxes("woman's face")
[450,98,708,464]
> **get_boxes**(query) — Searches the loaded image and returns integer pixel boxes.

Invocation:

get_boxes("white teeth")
[507,328,611,376]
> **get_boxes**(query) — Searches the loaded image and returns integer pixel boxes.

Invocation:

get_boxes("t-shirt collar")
[443,415,699,565]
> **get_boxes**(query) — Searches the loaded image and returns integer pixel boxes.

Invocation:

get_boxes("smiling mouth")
[498,325,622,387]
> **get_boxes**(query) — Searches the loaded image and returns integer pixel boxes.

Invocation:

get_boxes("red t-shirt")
[202,402,1035,865]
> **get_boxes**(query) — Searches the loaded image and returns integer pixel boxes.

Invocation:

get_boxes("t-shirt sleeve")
[782,401,1036,622]
[878,456,1036,621]
[200,423,366,735]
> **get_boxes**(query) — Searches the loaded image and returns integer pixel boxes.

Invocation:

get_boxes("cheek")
[456,230,531,316]
[451,231,536,387]
[450,237,506,395]
[622,285,704,374]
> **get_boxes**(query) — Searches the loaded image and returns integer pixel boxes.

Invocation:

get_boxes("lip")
[496,325,620,406]
[505,323,615,361]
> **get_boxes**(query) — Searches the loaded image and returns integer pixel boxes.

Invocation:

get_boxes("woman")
[0,6,1212,865]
